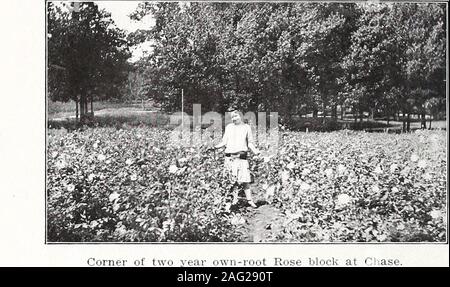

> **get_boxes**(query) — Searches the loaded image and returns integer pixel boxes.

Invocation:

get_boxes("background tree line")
[48,2,446,131]
[47,2,131,122]
[129,1,446,131]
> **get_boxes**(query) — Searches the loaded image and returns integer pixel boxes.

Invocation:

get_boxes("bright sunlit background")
[53,1,155,62]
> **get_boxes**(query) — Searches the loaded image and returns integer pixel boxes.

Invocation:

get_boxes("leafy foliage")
[47,2,131,118]
[47,127,446,242]
[47,127,242,242]
[254,129,446,242]
[343,3,446,124]
[128,2,446,130]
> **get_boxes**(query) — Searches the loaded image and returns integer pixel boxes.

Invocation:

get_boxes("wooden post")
[402,112,406,132]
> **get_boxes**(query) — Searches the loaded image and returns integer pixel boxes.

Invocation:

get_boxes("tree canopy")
[47,2,446,130]
[47,2,131,120]
[128,2,446,130]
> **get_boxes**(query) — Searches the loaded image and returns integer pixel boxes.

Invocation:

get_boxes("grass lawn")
[47,100,157,119]
[47,100,447,132]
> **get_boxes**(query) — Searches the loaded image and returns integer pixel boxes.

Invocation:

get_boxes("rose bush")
[47,127,447,242]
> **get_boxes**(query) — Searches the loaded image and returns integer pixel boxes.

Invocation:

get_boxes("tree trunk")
[80,94,84,119]
[421,113,426,129]
[75,99,79,121]
[90,95,94,116]
[369,108,374,121]
[313,109,318,118]
[354,107,358,123]
[332,104,337,119]
[79,93,88,123]
[406,113,411,132]
[429,114,433,129]
[84,96,88,117]
[340,105,344,120]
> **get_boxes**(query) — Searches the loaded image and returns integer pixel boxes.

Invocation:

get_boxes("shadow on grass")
[48,113,173,130]
[288,117,393,132]
[48,113,445,133]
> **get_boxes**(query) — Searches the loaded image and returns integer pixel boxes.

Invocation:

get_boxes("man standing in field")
[214,110,260,208]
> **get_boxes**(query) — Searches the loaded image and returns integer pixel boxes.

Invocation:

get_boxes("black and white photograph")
[45,0,447,244]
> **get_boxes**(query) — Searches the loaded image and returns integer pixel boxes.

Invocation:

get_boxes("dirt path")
[233,201,285,242]
[247,204,284,242]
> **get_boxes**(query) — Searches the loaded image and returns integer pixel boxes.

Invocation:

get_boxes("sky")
[95,1,154,33]
[54,1,155,62]
[96,1,155,62]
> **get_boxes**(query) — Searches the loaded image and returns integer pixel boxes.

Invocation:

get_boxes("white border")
[0,0,447,267]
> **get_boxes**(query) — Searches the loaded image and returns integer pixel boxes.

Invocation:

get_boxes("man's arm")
[214,125,228,149]
[248,143,260,155]
[247,125,260,155]
[215,141,227,149]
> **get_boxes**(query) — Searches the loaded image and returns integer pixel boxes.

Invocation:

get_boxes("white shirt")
[222,123,254,154]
